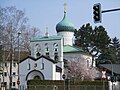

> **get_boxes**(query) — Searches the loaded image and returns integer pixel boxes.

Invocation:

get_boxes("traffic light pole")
[111,62,113,90]
[100,7,120,90]
[102,8,120,13]
[17,32,21,89]
[106,60,113,90]
[93,3,120,23]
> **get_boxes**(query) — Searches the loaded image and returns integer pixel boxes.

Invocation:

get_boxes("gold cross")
[64,2,67,13]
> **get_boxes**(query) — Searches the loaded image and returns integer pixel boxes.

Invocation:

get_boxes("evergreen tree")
[111,37,120,63]
[74,23,111,66]
[97,46,116,64]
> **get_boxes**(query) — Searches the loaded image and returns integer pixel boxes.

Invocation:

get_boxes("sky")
[0,0,120,39]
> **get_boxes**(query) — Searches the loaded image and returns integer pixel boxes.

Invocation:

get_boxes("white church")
[19,3,92,87]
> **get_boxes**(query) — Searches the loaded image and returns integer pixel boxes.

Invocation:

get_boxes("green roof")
[63,45,91,56]
[63,45,83,53]
[31,35,63,42]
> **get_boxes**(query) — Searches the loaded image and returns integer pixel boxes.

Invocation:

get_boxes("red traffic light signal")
[93,3,102,23]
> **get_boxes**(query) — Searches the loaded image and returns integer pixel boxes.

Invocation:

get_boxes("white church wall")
[57,32,74,46]
[35,58,55,80]
[19,57,59,86]
[30,39,63,61]
[19,59,33,86]
[55,72,61,80]
[30,38,64,76]
[63,53,92,67]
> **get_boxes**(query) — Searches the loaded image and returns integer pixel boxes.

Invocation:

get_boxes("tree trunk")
[91,56,95,67]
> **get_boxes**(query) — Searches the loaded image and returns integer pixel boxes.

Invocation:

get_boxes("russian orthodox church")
[19,3,92,87]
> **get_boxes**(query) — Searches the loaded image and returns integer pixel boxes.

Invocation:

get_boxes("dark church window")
[41,63,44,70]
[45,43,50,57]
[4,72,7,76]
[27,59,31,70]
[5,63,7,67]
[13,62,16,67]
[34,75,41,80]
[4,82,7,86]
[13,82,16,86]
[46,52,49,58]
[13,72,16,76]
[35,44,41,58]
[34,63,37,69]
[53,43,58,61]
[36,52,41,58]
[27,63,30,70]
[54,53,58,61]
[53,43,58,52]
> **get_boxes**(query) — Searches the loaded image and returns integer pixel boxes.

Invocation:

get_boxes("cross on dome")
[64,2,67,13]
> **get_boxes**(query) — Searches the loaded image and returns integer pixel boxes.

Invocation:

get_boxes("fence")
[1,85,120,90]
[114,85,120,90]
[19,85,107,90]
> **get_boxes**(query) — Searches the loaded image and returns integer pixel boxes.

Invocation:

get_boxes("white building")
[0,61,18,89]
[0,51,29,89]
[20,35,64,86]
[0,3,93,90]
[19,4,92,88]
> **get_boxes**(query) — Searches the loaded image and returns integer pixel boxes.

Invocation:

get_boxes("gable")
[20,55,57,64]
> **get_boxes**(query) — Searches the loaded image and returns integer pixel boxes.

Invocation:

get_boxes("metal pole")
[2,36,5,90]
[102,8,120,13]
[111,63,114,90]
[64,79,65,90]
[103,80,105,90]
[9,23,13,90]
[107,60,113,90]
[18,32,21,89]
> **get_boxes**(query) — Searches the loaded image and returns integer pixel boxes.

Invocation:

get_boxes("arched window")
[45,43,49,57]
[53,43,58,61]
[53,43,58,52]
[36,52,41,57]
[27,59,30,70]
[86,57,91,67]
[35,44,41,58]
[87,60,89,67]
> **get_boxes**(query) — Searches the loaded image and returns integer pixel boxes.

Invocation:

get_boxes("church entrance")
[33,75,41,80]
[26,70,44,80]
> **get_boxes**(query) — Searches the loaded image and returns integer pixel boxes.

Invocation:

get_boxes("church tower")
[56,2,75,46]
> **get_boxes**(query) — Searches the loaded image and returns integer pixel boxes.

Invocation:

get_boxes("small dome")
[56,13,75,32]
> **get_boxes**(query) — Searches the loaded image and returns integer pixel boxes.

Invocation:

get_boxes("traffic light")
[93,3,101,23]
[110,76,114,82]
[110,76,117,82]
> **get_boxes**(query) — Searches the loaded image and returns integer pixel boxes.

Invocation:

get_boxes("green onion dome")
[56,12,75,33]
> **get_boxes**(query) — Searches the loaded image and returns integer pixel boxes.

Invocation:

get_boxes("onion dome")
[56,12,75,33]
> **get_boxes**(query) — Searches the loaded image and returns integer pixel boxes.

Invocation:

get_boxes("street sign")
[17,80,20,85]
[62,74,66,79]
[101,68,107,80]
